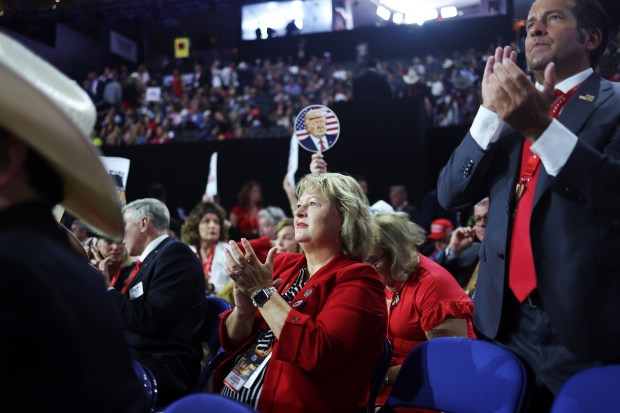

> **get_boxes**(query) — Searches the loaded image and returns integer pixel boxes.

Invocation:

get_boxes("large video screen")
[241,0,502,42]
[241,0,333,40]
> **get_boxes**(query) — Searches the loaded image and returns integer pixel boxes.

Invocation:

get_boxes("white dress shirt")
[469,68,593,176]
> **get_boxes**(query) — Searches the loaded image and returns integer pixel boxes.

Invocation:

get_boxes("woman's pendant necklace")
[390,281,405,308]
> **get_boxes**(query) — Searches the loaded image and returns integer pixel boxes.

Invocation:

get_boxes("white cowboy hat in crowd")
[403,68,420,85]
[0,31,123,239]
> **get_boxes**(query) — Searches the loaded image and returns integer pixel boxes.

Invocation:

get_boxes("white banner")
[100,156,130,206]
[145,87,161,102]
[287,133,299,189]
[205,152,218,197]
[109,30,137,63]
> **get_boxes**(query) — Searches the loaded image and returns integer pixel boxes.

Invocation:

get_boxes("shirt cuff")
[445,247,459,261]
[530,119,577,177]
[106,286,115,292]
[470,106,504,150]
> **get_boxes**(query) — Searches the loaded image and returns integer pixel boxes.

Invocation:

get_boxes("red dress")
[376,254,475,412]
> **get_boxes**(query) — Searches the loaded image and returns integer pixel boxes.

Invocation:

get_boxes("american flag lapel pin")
[578,94,595,102]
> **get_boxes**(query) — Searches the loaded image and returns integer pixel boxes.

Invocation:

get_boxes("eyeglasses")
[365,256,383,268]
[474,214,488,224]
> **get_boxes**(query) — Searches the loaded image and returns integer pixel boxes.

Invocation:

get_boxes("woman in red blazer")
[214,172,388,413]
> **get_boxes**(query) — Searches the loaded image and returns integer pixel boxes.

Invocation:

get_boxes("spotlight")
[376,5,391,21]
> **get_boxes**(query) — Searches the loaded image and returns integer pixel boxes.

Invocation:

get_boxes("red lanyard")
[515,143,541,203]
[109,267,121,289]
[201,245,216,281]
[121,261,141,295]
[514,82,583,203]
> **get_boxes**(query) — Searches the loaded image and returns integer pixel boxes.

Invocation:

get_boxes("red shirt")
[376,254,475,410]
[230,205,260,236]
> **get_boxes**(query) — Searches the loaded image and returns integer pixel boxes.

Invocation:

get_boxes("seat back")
[202,296,232,356]
[550,364,620,413]
[132,360,158,412]
[163,393,257,412]
[368,338,392,413]
[193,295,232,392]
[386,337,527,413]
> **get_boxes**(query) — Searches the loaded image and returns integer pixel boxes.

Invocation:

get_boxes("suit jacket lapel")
[533,74,612,206]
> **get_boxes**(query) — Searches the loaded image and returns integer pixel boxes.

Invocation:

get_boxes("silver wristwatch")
[251,287,277,307]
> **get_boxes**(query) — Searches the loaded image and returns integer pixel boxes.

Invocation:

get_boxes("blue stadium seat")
[382,337,527,413]
[163,393,257,413]
[550,364,620,413]
[368,338,392,413]
[132,359,158,412]
[193,295,232,393]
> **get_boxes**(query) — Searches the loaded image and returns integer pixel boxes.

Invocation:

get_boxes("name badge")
[129,282,144,300]
[223,349,272,393]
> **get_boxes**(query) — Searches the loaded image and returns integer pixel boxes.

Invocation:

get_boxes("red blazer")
[215,252,388,413]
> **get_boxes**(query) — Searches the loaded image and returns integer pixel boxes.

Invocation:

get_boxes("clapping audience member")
[218,217,303,305]
[181,201,233,294]
[438,0,620,408]
[229,180,264,239]
[105,198,206,406]
[0,32,147,412]
[370,212,475,410]
[214,173,387,413]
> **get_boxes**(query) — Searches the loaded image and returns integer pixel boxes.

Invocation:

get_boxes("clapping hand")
[483,46,556,140]
[225,239,278,312]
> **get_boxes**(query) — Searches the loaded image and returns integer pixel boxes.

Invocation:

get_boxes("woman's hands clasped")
[225,238,278,299]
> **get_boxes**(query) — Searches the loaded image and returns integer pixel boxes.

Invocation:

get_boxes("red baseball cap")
[428,218,455,240]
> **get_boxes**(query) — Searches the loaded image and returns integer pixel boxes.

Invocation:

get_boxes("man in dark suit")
[438,0,619,409]
[352,58,392,101]
[439,197,488,295]
[298,108,337,152]
[107,198,206,405]
[0,32,147,412]
[190,63,210,91]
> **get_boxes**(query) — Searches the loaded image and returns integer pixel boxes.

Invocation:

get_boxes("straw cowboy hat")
[0,32,123,239]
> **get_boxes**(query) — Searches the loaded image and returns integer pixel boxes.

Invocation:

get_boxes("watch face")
[253,290,268,306]
[252,288,275,307]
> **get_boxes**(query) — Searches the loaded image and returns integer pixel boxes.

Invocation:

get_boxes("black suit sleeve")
[110,242,205,337]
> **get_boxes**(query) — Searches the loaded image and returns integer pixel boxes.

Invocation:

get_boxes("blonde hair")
[372,212,426,281]
[296,172,372,260]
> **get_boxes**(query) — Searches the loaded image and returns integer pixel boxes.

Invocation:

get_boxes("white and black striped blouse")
[221,267,308,408]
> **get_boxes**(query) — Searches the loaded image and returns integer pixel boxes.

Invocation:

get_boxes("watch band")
[251,287,277,307]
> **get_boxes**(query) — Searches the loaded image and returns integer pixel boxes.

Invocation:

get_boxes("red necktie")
[508,85,581,302]
[121,260,142,295]
[319,138,326,152]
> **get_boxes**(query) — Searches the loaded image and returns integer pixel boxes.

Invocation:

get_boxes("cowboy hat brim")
[0,32,123,239]
[403,74,420,85]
